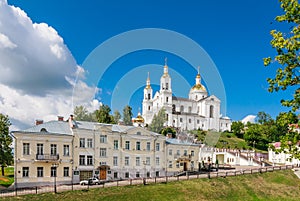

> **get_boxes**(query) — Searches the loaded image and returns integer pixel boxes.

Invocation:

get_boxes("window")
[113,156,118,166]
[146,142,151,151]
[79,138,85,148]
[23,143,30,155]
[125,141,130,150]
[87,155,93,165]
[169,149,172,156]
[184,150,187,156]
[180,105,184,112]
[50,144,57,156]
[197,119,200,124]
[22,167,29,177]
[176,161,180,168]
[114,140,119,150]
[191,150,195,156]
[180,118,183,123]
[100,148,107,157]
[136,157,140,166]
[125,172,129,178]
[114,172,118,179]
[166,97,169,102]
[147,93,150,100]
[37,143,43,155]
[176,150,180,156]
[51,167,57,177]
[188,119,191,123]
[156,157,160,166]
[64,167,69,177]
[188,106,192,113]
[63,145,69,156]
[87,138,93,148]
[146,157,150,165]
[100,135,107,143]
[136,172,140,178]
[79,155,85,165]
[168,161,172,168]
[136,142,141,150]
[148,106,151,111]
[125,157,129,166]
[156,143,160,151]
[209,105,214,118]
[37,167,43,177]
[166,83,169,90]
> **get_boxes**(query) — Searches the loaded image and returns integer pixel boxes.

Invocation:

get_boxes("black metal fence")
[0,165,296,198]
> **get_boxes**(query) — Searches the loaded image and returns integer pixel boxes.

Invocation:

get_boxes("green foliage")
[0,113,12,176]
[264,0,300,112]
[231,121,244,138]
[149,108,166,133]
[0,166,14,187]
[256,111,273,125]
[95,105,114,124]
[160,127,176,138]
[113,110,121,124]
[73,105,97,122]
[123,105,133,126]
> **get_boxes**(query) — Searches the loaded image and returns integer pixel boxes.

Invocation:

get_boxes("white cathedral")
[142,61,231,132]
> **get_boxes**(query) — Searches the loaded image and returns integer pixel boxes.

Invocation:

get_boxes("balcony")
[36,154,59,161]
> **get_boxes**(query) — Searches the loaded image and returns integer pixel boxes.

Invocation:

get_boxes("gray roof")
[21,120,73,135]
[166,138,199,146]
[15,120,159,136]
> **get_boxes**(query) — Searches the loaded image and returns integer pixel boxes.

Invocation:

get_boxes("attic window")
[40,128,47,132]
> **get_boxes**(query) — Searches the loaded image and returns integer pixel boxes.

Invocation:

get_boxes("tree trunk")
[1,165,4,176]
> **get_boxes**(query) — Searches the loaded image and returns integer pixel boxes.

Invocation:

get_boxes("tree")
[160,127,176,138]
[256,111,273,125]
[95,105,114,124]
[0,113,12,176]
[231,121,244,138]
[263,0,300,112]
[113,110,121,124]
[149,108,166,133]
[74,105,97,122]
[123,105,133,126]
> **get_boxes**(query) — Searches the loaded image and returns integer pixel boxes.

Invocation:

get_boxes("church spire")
[163,57,169,76]
[196,66,201,85]
[145,72,151,89]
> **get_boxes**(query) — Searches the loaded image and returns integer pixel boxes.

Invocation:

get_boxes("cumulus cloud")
[0,0,100,130]
[241,115,256,124]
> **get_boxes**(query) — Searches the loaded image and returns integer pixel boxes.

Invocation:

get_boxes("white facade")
[142,62,231,132]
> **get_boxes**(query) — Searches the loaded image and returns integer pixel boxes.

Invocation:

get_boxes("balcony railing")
[36,154,59,161]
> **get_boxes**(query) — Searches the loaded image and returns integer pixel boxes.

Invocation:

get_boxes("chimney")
[58,116,64,121]
[35,120,43,125]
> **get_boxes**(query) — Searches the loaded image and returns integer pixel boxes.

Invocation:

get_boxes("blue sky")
[2,0,295,128]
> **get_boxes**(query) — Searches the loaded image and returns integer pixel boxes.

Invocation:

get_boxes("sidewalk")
[293,168,300,179]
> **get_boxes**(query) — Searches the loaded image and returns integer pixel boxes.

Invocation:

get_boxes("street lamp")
[52,163,59,193]
[143,161,146,185]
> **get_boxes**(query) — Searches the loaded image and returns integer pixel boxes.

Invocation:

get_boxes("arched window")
[166,97,168,102]
[148,106,151,111]
[195,95,198,100]
[209,105,214,118]
[188,106,192,113]
[180,105,184,112]
[148,93,151,100]
[166,83,169,90]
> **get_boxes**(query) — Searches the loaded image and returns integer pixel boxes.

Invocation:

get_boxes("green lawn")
[0,167,14,188]
[2,170,300,201]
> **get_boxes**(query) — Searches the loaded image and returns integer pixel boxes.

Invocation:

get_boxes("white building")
[142,61,231,132]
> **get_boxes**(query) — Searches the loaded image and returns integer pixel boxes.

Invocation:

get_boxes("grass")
[0,167,14,188]
[2,170,300,201]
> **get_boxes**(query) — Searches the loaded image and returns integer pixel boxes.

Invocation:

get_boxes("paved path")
[293,168,300,179]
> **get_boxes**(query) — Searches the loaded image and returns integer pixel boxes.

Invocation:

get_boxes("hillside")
[2,170,300,201]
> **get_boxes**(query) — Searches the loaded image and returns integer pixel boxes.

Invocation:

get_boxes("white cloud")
[0,33,17,49]
[241,115,256,124]
[0,0,98,130]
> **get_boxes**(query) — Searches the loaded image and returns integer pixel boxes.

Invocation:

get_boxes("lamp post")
[52,163,59,193]
[143,161,146,185]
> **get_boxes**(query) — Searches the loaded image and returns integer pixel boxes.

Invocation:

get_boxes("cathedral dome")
[133,113,145,123]
[190,83,206,92]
